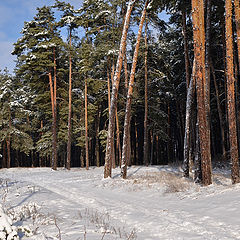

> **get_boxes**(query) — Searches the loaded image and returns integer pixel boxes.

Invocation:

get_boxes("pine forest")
[0,0,240,239]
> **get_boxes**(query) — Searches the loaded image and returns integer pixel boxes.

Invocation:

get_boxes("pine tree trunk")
[182,10,191,87]
[6,139,10,169]
[143,19,149,167]
[48,72,56,170]
[192,0,212,185]
[121,0,149,179]
[52,49,58,170]
[194,122,202,183]
[2,141,6,168]
[234,0,240,70]
[183,60,196,177]
[95,108,101,167]
[85,78,89,170]
[111,63,116,169]
[67,29,72,170]
[205,0,211,131]
[225,0,240,184]
[210,61,226,157]
[115,111,121,167]
[104,0,136,178]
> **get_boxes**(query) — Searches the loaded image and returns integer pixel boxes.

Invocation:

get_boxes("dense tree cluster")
[0,0,240,185]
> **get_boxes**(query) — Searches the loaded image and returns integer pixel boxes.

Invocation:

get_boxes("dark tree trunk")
[234,0,240,70]
[143,19,149,166]
[182,9,191,87]
[95,108,101,167]
[85,78,89,170]
[67,29,72,170]
[210,61,227,157]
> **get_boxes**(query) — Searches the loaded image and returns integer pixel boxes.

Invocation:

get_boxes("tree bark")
[143,18,149,167]
[67,29,72,170]
[234,0,240,70]
[52,48,58,170]
[205,0,211,126]
[6,139,10,169]
[225,0,240,184]
[95,108,101,167]
[104,0,136,178]
[183,60,196,178]
[85,78,89,170]
[121,0,150,179]
[210,61,226,157]
[192,0,212,185]
[2,141,7,168]
[182,10,191,88]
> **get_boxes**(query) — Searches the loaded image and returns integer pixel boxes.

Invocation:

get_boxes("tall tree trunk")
[111,62,116,169]
[2,141,7,168]
[205,0,211,125]
[6,140,10,169]
[183,60,196,177]
[225,0,240,184]
[115,111,121,167]
[234,0,240,70]
[95,108,101,167]
[194,122,202,182]
[85,78,89,170]
[182,9,191,87]
[192,0,212,185]
[210,61,226,157]
[104,0,136,178]
[52,48,58,170]
[143,19,149,166]
[121,0,150,179]
[67,29,72,170]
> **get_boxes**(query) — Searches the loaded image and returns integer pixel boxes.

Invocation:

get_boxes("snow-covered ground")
[1,165,240,239]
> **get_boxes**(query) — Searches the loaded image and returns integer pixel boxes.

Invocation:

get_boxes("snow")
[0,166,240,239]
[0,205,19,240]
[95,10,111,20]
[62,16,75,25]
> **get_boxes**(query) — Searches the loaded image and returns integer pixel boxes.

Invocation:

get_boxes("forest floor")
[1,165,240,240]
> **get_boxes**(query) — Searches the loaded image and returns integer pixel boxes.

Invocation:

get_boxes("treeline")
[0,0,240,185]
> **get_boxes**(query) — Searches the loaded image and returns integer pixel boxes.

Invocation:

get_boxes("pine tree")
[192,0,212,185]
[225,0,240,184]
[104,0,136,178]
[121,0,150,179]
[12,6,63,169]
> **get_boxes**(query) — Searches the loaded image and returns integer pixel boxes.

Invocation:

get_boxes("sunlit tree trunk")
[52,48,58,170]
[121,0,150,179]
[225,0,240,184]
[183,60,196,177]
[48,71,57,170]
[104,0,136,178]
[192,0,212,185]
[67,28,72,170]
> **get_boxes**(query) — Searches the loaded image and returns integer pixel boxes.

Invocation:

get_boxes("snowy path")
[1,166,240,239]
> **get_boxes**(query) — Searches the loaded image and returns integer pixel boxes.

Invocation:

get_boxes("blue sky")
[0,1,168,74]
[0,0,82,73]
